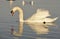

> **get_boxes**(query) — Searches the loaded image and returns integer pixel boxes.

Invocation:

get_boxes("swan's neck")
[16,8,23,34]
[18,8,23,23]
[19,13,23,22]
[13,7,23,36]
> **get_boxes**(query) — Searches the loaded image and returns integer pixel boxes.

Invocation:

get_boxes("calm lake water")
[0,0,60,39]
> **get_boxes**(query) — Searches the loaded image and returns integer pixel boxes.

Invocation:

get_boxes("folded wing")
[27,9,51,20]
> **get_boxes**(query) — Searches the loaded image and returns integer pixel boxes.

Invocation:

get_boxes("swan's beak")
[10,10,14,16]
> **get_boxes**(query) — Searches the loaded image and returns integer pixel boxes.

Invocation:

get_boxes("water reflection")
[11,22,55,39]
[26,22,55,34]
[11,22,23,36]
[13,37,19,39]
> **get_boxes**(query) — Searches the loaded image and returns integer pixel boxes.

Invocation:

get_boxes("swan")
[22,0,25,6]
[11,6,23,36]
[7,0,14,7]
[30,1,34,6]
[31,1,34,6]
[22,0,34,6]
[10,6,58,36]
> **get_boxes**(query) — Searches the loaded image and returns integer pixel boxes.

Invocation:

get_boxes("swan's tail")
[53,17,58,21]
[44,17,58,23]
[49,17,58,22]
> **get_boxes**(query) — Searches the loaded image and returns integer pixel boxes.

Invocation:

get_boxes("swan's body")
[25,9,58,23]
[10,6,58,36]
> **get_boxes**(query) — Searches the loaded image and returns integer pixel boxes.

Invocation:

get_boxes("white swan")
[11,6,23,36]
[10,6,58,36]
[22,0,25,6]
[22,0,34,6]
[7,0,15,7]
[30,1,34,6]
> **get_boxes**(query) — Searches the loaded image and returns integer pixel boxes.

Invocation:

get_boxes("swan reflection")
[7,0,15,7]
[11,22,55,39]
[11,22,55,36]
[26,22,55,34]
[11,22,23,36]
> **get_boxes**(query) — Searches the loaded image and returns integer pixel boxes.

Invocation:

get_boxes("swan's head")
[10,7,17,16]
[10,6,20,16]
[10,10,14,16]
